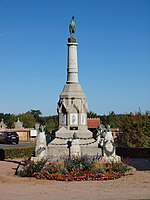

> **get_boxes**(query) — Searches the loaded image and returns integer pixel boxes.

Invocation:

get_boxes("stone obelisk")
[57,16,91,138]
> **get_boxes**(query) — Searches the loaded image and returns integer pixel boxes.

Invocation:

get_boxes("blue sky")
[0,0,150,116]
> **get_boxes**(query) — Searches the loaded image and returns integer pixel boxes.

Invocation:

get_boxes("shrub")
[92,160,106,173]
[18,159,47,177]
[110,162,131,175]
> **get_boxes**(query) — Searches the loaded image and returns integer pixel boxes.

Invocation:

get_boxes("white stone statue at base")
[70,132,81,157]
[35,125,47,160]
[99,125,121,162]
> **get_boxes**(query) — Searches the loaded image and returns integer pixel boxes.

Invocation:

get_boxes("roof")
[87,118,100,129]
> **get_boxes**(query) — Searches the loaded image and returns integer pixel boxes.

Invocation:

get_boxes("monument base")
[47,144,102,161]
[47,127,102,160]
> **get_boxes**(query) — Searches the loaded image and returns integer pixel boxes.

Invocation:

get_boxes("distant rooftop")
[87,118,100,129]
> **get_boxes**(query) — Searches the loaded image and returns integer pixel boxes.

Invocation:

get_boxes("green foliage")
[64,155,93,171]
[1,146,35,159]
[44,115,58,132]
[91,160,106,173]
[0,110,59,139]
[91,160,130,175]
[117,114,150,148]
[27,110,42,123]
[116,147,150,158]
[108,111,119,128]
[99,111,120,128]
[0,113,17,128]
[18,159,47,177]
[17,156,131,181]
[1,110,150,148]
[27,110,42,118]
[18,113,36,128]
[99,112,150,148]
[87,111,98,118]
[108,162,130,175]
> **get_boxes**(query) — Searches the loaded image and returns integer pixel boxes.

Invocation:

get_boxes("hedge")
[1,146,149,160]
[116,147,150,158]
[0,146,35,160]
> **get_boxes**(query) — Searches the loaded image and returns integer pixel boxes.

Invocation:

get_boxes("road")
[0,142,35,149]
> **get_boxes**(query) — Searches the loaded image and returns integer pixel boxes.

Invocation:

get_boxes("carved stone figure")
[35,125,47,159]
[71,132,81,157]
[103,125,115,157]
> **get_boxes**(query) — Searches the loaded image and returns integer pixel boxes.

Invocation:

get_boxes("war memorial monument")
[34,17,120,162]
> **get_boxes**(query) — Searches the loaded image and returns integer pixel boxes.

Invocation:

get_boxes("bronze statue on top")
[69,16,76,35]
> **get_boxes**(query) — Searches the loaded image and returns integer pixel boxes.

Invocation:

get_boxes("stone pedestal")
[48,126,102,160]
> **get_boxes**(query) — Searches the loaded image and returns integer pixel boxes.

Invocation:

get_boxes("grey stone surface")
[14,118,23,129]
[57,39,90,133]
[46,29,102,159]
[70,138,81,157]
[35,125,47,159]
[98,125,121,162]
[48,141,102,160]
[34,20,119,161]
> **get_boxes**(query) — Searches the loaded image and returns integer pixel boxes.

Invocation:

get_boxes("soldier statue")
[69,16,76,35]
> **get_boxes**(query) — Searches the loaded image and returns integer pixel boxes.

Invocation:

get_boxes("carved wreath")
[103,140,115,157]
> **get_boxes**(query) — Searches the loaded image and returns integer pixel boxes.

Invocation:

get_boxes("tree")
[99,115,109,126]
[99,111,119,128]
[87,111,98,118]
[45,115,58,132]
[117,114,150,148]
[0,113,17,128]
[0,113,5,120]
[108,111,119,128]
[18,113,36,128]
[27,110,42,122]
[5,114,17,128]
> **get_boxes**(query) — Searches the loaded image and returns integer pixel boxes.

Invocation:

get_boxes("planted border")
[17,156,132,181]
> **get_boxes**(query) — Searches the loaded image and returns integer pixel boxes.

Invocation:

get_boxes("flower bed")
[17,156,132,181]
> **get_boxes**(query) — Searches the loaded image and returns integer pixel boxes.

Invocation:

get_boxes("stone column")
[67,37,78,84]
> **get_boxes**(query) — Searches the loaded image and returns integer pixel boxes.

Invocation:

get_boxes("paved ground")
[0,159,150,200]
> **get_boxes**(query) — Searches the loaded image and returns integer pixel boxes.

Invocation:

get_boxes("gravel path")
[0,160,150,200]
